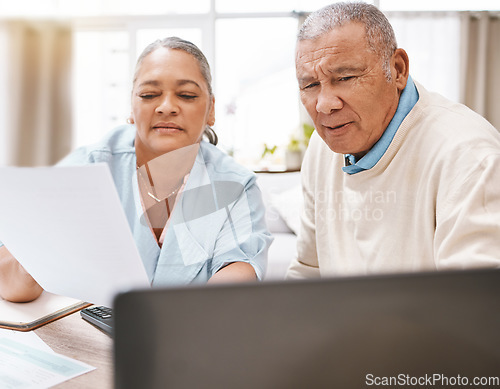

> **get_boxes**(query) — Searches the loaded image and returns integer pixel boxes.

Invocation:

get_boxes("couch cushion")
[269,184,302,235]
[265,232,298,280]
[256,172,301,234]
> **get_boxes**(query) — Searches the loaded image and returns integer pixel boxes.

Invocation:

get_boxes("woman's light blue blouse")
[58,125,272,285]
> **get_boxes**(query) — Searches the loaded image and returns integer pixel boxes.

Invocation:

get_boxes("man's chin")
[319,134,367,158]
[321,138,352,155]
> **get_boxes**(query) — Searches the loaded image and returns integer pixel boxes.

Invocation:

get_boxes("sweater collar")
[342,75,419,175]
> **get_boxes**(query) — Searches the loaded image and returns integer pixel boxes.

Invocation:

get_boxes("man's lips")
[323,122,353,131]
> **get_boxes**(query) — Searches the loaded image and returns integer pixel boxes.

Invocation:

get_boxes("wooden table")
[35,311,113,388]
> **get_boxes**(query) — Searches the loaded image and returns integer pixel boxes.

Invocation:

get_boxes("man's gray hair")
[132,37,217,145]
[298,2,397,80]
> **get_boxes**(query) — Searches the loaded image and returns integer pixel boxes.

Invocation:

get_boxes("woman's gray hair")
[298,2,397,80]
[133,37,218,145]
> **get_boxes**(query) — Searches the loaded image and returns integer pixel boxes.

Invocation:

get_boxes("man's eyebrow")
[298,76,317,86]
[329,65,366,74]
[297,65,366,84]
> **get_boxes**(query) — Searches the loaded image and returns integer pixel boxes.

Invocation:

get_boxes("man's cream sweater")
[287,82,500,279]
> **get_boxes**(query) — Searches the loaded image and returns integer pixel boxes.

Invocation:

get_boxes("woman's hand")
[208,262,257,284]
[0,246,43,302]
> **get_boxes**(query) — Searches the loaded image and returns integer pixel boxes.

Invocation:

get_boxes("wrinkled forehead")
[296,43,342,67]
[295,23,369,66]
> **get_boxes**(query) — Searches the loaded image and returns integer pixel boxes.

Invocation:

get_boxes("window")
[2,0,497,167]
[0,25,7,166]
[73,31,130,148]
[26,0,211,16]
[380,0,499,11]
[216,0,336,13]
[214,18,299,163]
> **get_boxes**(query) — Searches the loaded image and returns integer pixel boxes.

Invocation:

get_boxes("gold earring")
[127,117,135,124]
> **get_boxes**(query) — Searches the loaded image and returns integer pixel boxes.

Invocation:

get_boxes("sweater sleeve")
[435,153,500,269]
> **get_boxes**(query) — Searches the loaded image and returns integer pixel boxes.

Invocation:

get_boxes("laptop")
[113,268,500,389]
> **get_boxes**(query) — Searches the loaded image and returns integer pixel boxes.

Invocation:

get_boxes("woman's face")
[132,47,215,166]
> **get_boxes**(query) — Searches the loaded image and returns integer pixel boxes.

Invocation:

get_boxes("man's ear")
[392,48,410,92]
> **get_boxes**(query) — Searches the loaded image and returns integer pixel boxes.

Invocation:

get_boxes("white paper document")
[0,164,150,306]
[0,336,94,388]
[0,328,53,353]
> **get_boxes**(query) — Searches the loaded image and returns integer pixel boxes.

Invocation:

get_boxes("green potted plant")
[285,135,303,170]
[260,143,278,170]
[285,123,314,170]
[302,123,314,147]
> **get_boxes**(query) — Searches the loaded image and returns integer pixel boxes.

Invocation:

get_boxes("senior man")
[287,2,500,279]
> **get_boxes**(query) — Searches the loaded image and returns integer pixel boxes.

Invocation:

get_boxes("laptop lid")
[113,269,500,389]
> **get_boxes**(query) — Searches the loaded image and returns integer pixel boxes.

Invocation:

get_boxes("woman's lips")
[152,122,183,134]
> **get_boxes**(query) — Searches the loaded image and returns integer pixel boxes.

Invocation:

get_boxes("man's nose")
[316,86,343,114]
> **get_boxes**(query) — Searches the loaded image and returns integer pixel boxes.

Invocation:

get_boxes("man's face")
[296,22,406,158]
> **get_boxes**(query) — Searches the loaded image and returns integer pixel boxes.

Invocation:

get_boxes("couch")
[256,171,302,281]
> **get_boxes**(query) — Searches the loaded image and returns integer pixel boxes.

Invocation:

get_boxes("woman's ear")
[207,96,215,127]
[127,114,135,124]
[392,48,410,92]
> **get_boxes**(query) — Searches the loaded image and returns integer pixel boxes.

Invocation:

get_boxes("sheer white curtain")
[387,11,500,131]
[0,24,8,166]
[1,21,73,167]
[388,12,462,102]
[460,12,500,130]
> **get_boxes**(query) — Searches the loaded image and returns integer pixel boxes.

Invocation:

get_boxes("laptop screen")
[113,269,500,389]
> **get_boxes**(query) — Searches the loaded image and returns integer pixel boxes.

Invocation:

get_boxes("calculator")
[80,305,114,335]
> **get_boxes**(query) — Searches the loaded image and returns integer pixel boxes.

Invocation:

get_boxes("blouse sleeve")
[208,174,273,280]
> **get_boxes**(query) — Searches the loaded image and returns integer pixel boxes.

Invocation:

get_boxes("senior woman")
[0,37,272,302]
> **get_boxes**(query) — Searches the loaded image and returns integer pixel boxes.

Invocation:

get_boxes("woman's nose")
[155,94,178,115]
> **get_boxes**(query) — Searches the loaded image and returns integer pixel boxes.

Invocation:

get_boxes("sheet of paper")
[0,164,150,307]
[0,328,53,353]
[0,337,94,388]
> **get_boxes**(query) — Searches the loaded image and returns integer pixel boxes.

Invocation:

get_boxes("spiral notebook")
[0,291,90,331]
